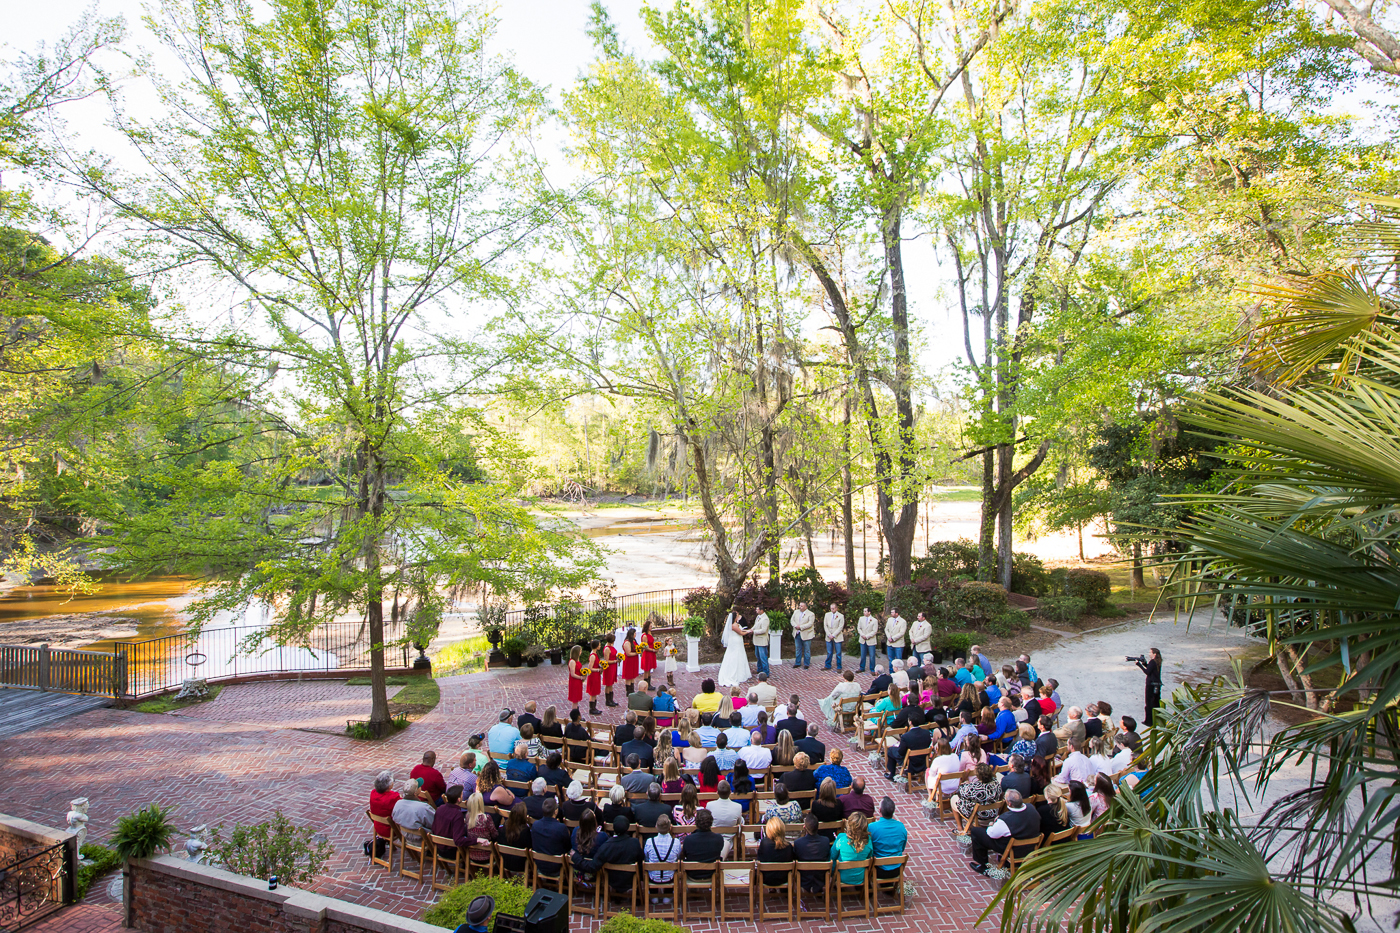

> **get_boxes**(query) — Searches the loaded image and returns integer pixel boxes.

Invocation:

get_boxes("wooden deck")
[0,687,111,740]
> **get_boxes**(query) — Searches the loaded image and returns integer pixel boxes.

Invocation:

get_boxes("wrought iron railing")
[0,840,73,931]
[498,588,690,647]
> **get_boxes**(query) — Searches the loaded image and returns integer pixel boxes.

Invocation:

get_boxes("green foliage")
[952,581,1009,623]
[765,609,790,633]
[597,913,691,933]
[1009,553,1053,597]
[423,876,533,929]
[209,811,331,886]
[775,567,831,610]
[131,685,223,714]
[1064,569,1112,612]
[888,584,930,622]
[501,636,526,656]
[75,844,121,901]
[1036,596,1088,624]
[942,632,974,658]
[916,540,981,580]
[110,804,176,862]
[682,588,719,620]
[987,609,1031,638]
[682,616,706,638]
[844,579,885,618]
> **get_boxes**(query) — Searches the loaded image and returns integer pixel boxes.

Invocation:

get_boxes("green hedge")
[76,844,121,901]
[1037,595,1087,623]
[598,914,691,933]
[1064,568,1112,612]
[422,877,533,929]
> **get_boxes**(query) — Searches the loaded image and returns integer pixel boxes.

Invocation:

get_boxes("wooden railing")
[0,644,123,698]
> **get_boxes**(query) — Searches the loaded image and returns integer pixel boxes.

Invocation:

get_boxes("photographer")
[1128,648,1162,727]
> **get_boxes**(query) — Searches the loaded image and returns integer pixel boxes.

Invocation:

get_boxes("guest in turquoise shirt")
[831,813,874,884]
[867,797,908,878]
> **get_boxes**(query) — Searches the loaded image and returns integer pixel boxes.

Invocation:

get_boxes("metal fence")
[0,840,73,931]
[113,620,409,700]
[498,588,690,647]
[0,645,123,697]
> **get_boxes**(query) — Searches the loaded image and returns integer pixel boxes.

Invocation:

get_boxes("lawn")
[131,685,223,714]
[344,674,441,718]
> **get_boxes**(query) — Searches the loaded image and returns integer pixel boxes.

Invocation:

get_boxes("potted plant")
[767,610,790,666]
[523,644,546,668]
[682,616,705,672]
[502,635,525,667]
[547,645,564,666]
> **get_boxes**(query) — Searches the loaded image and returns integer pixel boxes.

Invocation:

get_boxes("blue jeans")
[793,634,811,667]
[887,646,903,665]
[859,643,878,672]
[824,639,843,669]
[755,644,770,676]
[910,649,924,669]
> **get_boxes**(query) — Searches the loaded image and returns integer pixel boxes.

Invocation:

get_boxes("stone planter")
[770,631,783,666]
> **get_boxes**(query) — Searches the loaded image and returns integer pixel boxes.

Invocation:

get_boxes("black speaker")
[491,889,568,933]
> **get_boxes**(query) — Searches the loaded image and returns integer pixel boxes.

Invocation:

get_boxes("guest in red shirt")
[411,751,447,804]
[369,770,400,856]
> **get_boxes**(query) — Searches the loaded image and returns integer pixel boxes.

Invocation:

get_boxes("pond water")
[0,575,192,647]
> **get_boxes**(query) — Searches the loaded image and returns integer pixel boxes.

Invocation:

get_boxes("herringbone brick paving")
[3,655,1001,931]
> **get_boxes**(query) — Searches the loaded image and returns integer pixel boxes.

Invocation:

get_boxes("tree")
[76,0,599,724]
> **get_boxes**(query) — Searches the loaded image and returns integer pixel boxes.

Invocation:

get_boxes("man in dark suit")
[777,697,807,741]
[795,723,825,764]
[885,710,932,780]
[529,797,572,877]
[1035,715,1059,760]
[1021,688,1044,724]
[793,813,831,891]
[679,809,724,882]
[516,701,542,735]
[620,735,655,770]
[581,816,644,891]
[888,696,921,731]
[869,667,893,696]
[632,784,671,828]
[614,711,638,748]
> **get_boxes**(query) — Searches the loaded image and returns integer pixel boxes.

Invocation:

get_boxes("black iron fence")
[0,840,73,931]
[498,588,690,649]
[0,645,123,698]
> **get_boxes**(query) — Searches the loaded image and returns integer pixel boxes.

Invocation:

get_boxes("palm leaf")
[1245,268,1393,388]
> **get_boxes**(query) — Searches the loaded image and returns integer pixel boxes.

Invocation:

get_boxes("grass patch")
[130,684,222,714]
[75,844,121,901]
[344,675,440,719]
[431,636,491,676]
[928,485,983,502]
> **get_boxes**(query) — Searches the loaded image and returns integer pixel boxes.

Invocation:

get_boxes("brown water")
[581,518,696,538]
[0,575,191,647]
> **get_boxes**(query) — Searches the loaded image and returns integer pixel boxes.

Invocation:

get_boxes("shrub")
[844,579,885,618]
[1037,595,1088,623]
[110,803,177,862]
[423,876,533,929]
[75,844,121,901]
[1010,552,1053,597]
[986,609,1031,638]
[766,609,790,633]
[822,579,850,608]
[682,616,706,638]
[598,913,691,933]
[943,632,974,657]
[1065,568,1112,612]
[953,580,1009,623]
[682,587,719,619]
[209,811,332,886]
[888,584,930,623]
[775,567,829,611]
[915,538,980,579]
[501,635,526,656]
[843,631,861,656]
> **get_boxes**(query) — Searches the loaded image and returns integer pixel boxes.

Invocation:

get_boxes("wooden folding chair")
[427,834,463,892]
[365,810,395,870]
[570,860,600,917]
[642,859,680,921]
[398,827,426,882]
[837,694,862,732]
[758,860,795,921]
[930,769,969,821]
[873,855,908,914]
[719,859,756,920]
[464,843,495,880]
[531,851,570,899]
[679,860,719,918]
[795,860,832,920]
[898,746,932,794]
[600,863,640,917]
[985,834,1043,881]
[953,798,1006,837]
[834,857,872,919]
[590,739,617,766]
[860,710,892,750]
[494,844,532,885]
[1042,826,1078,847]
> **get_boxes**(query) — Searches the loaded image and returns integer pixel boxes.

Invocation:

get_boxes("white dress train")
[716,621,751,687]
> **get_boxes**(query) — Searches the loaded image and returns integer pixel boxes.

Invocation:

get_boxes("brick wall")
[126,857,446,933]
[0,813,77,909]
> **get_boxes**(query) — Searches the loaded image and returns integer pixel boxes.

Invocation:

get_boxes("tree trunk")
[842,392,857,587]
[1131,542,1146,588]
[978,450,997,580]
[996,442,1015,589]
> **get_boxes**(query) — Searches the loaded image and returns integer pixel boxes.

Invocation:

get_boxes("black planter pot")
[525,658,540,668]
[931,648,945,664]
[489,649,506,664]
[506,653,523,668]
[548,650,563,666]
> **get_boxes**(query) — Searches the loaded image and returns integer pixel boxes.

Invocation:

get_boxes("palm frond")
[1245,268,1392,388]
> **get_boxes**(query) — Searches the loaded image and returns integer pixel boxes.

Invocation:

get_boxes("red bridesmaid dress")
[585,652,602,698]
[640,633,656,674]
[602,644,618,687]
[621,641,640,682]
[568,658,584,704]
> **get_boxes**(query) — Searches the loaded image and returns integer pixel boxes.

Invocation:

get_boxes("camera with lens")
[1125,655,1146,664]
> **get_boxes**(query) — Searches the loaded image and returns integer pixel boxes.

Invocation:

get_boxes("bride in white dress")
[716,610,752,688]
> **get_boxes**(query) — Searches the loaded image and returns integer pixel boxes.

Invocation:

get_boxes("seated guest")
[935,668,959,701]
[831,813,874,885]
[391,780,435,839]
[1007,723,1038,761]
[1060,737,1098,786]
[776,698,807,739]
[757,815,796,885]
[523,777,553,820]
[738,731,772,777]
[691,679,722,714]
[679,809,725,881]
[959,734,989,771]
[811,778,845,837]
[621,754,655,793]
[601,784,635,832]
[993,698,1020,745]
[840,776,875,818]
[644,814,681,883]
[927,739,962,798]
[487,709,522,764]
[498,803,532,874]
[1083,702,1104,739]
[695,713,722,748]
[953,658,974,687]
[411,751,446,804]
[815,748,852,790]
[1034,715,1059,760]
[982,676,1002,708]
[754,709,777,744]
[796,722,826,764]
[368,771,399,856]
[463,792,496,865]
[761,783,802,825]
[1065,780,1094,830]
[976,706,998,737]
[615,711,639,747]
[1086,736,1113,774]
[465,735,488,771]
[730,685,748,709]
[564,709,591,764]
[752,671,778,706]
[652,685,677,726]
[969,789,1040,874]
[794,813,831,891]
[1038,684,1058,718]
[772,731,796,768]
[698,756,722,794]
[478,761,515,814]
[561,781,598,822]
[517,701,542,734]
[886,710,932,781]
[819,670,863,724]
[740,689,763,728]
[627,684,653,713]
[570,810,606,882]
[950,711,978,750]
[671,783,700,832]
[1001,754,1033,797]
[706,780,745,856]
[520,722,543,759]
[869,665,893,696]
[446,752,479,795]
[1028,755,1053,797]
[887,693,922,731]
[538,751,570,795]
[1021,688,1044,725]
[537,705,564,750]
[868,796,907,878]
[1107,735,1136,772]
[726,759,756,814]
[1055,706,1087,746]
[1090,772,1117,818]
[505,741,538,792]
[1117,716,1142,754]
[953,762,1004,821]
[660,758,685,794]
[580,816,643,892]
[424,785,465,856]
[633,783,671,827]
[891,658,910,693]
[708,733,739,771]
[723,711,751,748]
[784,752,817,800]
[530,796,571,877]
[1036,783,1071,837]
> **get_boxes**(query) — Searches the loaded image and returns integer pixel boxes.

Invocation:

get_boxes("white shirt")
[987,804,1030,840]
[1107,748,1135,772]
[738,744,772,772]
[740,704,763,728]
[1060,751,1098,786]
[774,704,805,722]
[930,753,963,794]
[1089,754,1114,775]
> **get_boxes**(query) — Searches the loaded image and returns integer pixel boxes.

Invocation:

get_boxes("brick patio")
[3,655,1003,932]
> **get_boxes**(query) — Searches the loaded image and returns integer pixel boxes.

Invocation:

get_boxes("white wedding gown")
[716,621,751,687]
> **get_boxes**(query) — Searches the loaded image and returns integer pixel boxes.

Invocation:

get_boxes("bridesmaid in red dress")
[585,642,603,717]
[567,645,586,715]
[621,629,640,694]
[639,620,657,689]
[601,641,619,707]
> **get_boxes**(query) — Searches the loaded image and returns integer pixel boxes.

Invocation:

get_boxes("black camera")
[1126,655,1146,664]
